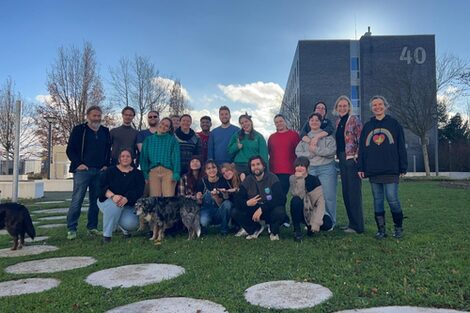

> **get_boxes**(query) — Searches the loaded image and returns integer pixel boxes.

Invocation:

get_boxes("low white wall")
[0,181,44,199]
[406,172,470,179]
[43,179,73,192]
[0,175,29,181]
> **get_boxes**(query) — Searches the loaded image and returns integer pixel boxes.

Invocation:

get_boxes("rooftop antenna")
[354,14,357,40]
[364,26,372,36]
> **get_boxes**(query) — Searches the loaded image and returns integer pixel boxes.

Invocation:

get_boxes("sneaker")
[375,230,387,240]
[340,225,350,230]
[66,230,77,240]
[270,234,279,241]
[87,229,102,236]
[294,231,303,242]
[282,222,291,228]
[343,228,357,234]
[235,228,248,237]
[119,226,131,238]
[102,236,111,244]
[246,225,265,240]
[392,227,403,239]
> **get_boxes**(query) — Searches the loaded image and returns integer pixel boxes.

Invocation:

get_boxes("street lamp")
[45,116,56,179]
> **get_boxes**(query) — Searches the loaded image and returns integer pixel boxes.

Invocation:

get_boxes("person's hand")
[358,171,365,179]
[302,136,310,143]
[112,194,123,204]
[246,195,261,207]
[308,142,317,153]
[294,170,304,177]
[117,196,128,207]
[311,136,319,147]
[211,188,218,195]
[252,208,262,222]
[237,138,243,149]
[77,164,88,171]
[196,192,203,204]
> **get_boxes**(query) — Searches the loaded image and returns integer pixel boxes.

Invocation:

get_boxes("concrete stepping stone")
[38,223,66,229]
[10,236,49,243]
[0,245,58,258]
[334,307,469,313]
[106,297,228,313]
[85,263,185,289]
[5,256,96,274]
[244,280,333,310]
[38,215,66,221]
[0,278,60,297]
[33,207,88,214]
[34,201,65,204]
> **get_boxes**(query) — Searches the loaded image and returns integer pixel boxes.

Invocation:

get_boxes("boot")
[392,211,404,239]
[374,213,387,240]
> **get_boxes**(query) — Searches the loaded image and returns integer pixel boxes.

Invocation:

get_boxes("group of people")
[65,94,407,243]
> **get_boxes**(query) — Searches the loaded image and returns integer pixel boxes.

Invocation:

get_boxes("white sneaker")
[246,225,265,240]
[270,234,279,241]
[234,228,248,237]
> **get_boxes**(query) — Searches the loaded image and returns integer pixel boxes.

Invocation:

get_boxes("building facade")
[280,33,437,172]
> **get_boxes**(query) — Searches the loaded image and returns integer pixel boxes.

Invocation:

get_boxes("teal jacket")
[228,130,268,166]
[140,132,181,180]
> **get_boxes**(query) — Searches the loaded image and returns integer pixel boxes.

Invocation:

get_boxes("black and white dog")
[135,196,201,245]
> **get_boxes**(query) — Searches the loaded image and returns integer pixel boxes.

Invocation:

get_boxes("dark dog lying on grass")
[134,196,201,245]
[0,202,36,250]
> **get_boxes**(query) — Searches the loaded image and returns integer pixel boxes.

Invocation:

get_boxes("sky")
[1,0,470,135]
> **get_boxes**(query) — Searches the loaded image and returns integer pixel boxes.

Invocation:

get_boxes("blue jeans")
[309,161,338,226]
[200,191,232,234]
[370,182,402,214]
[97,199,139,237]
[67,168,101,231]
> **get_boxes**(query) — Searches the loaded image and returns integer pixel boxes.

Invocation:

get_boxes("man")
[268,114,301,199]
[233,155,286,241]
[170,114,180,130]
[207,106,240,165]
[66,106,111,240]
[197,115,212,164]
[174,114,201,175]
[137,110,160,152]
[110,106,138,165]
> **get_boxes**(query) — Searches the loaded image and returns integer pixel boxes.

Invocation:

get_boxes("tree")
[440,113,470,143]
[0,78,39,173]
[110,56,169,130]
[36,42,109,146]
[168,79,189,116]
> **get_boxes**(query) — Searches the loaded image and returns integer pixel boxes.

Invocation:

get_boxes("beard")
[88,121,101,129]
[253,168,264,177]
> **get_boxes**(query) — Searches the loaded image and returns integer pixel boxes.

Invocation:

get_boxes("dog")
[0,202,36,250]
[134,196,201,245]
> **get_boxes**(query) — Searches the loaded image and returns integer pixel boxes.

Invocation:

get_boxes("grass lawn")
[0,181,469,313]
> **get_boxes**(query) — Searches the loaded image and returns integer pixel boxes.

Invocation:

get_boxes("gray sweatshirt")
[295,129,336,166]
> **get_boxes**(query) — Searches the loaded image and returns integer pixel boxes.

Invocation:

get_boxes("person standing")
[174,114,201,175]
[268,114,301,199]
[207,106,240,166]
[295,112,337,228]
[66,106,111,240]
[299,101,335,139]
[170,114,181,130]
[228,113,268,175]
[233,155,286,241]
[358,95,407,239]
[140,117,181,197]
[137,110,160,152]
[110,106,138,166]
[98,149,145,242]
[334,95,364,234]
[197,116,212,165]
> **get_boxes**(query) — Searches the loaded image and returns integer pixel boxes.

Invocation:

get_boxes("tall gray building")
[280,32,437,172]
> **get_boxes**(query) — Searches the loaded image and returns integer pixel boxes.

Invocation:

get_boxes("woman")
[98,149,145,242]
[289,156,333,241]
[334,95,364,234]
[140,117,181,197]
[300,101,335,140]
[228,113,268,175]
[196,160,232,235]
[174,114,201,175]
[220,162,246,236]
[295,112,337,228]
[358,95,407,239]
[178,156,203,199]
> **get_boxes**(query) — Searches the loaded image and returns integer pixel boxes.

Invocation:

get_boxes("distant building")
[280,31,437,172]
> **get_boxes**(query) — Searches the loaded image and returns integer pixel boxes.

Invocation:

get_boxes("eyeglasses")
[148,116,159,119]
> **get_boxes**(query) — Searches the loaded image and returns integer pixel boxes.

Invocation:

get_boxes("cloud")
[217,81,285,137]
[153,76,192,102]
[35,94,52,104]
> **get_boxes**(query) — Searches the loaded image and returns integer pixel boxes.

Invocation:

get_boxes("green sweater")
[140,132,181,180]
[228,130,268,166]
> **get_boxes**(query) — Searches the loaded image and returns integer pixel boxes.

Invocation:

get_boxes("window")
[351,86,360,100]
[351,57,359,71]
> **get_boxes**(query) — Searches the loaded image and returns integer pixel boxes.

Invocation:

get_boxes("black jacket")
[98,166,145,206]
[66,123,111,173]
[358,115,408,177]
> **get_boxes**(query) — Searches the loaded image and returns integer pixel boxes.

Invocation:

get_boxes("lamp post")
[45,116,56,180]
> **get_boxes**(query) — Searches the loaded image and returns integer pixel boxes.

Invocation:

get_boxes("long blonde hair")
[221,163,242,188]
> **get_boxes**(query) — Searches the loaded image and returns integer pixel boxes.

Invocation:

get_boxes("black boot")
[293,223,303,242]
[374,213,387,240]
[391,211,404,239]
